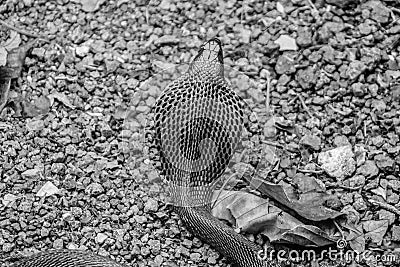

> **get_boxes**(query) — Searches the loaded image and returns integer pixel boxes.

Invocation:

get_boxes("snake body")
[8,38,272,267]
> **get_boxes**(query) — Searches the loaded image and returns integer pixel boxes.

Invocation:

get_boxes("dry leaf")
[250,178,343,221]
[347,224,365,253]
[274,225,337,247]
[3,31,22,51]
[212,190,338,247]
[362,220,388,245]
[48,92,75,109]
[274,35,298,51]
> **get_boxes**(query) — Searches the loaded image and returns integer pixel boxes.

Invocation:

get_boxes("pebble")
[31,47,46,58]
[85,183,105,196]
[374,154,394,170]
[300,135,321,151]
[392,225,400,241]
[76,46,90,57]
[357,160,379,178]
[36,181,59,197]
[26,119,45,131]
[53,239,64,249]
[275,54,296,74]
[144,198,158,212]
[95,233,108,244]
[318,145,355,180]
[21,168,41,179]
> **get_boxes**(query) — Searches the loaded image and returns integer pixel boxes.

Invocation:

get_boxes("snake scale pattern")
[8,38,274,267]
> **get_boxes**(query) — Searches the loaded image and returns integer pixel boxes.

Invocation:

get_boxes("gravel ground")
[0,0,400,266]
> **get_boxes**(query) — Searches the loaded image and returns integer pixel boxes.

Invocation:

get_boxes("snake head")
[196,38,223,64]
[190,38,224,76]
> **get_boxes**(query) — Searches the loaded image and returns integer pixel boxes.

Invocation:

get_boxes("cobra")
[9,38,277,267]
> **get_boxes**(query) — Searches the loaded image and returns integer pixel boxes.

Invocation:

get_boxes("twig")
[369,199,400,217]
[288,94,298,105]
[261,140,298,153]
[306,0,318,12]
[296,168,324,174]
[297,93,314,118]
[265,72,271,116]
[0,19,43,39]
[262,140,284,149]
[391,7,400,14]
[333,220,345,241]
[327,104,348,116]
[325,181,363,191]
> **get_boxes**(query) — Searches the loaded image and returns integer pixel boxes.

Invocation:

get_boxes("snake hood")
[151,37,245,208]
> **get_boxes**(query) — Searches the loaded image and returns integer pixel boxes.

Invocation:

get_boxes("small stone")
[144,198,158,212]
[300,135,321,151]
[318,145,355,180]
[374,154,395,170]
[2,194,18,207]
[22,168,41,179]
[352,82,366,97]
[76,46,90,57]
[340,193,353,206]
[41,228,50,237]
[275,54,296,74]
[296,27,313,47]
[100,122,113,138]
[31,47,46,58]
[371,99,386,114]
[353,193,367,211]
[189,252,202,262]
[2,242,15,252]
[85,183,104,196]
[26,119,45,131]
[392,225,400,241]
[346,60,366,80]
[366,0,391,23]
[240,28,252,43]
[343,175,365,188]
[95,233,108,244]
[53,238,64,249]
[387,192,399,204]
[354,144,366,166]
[148,239,161,254]
[378,210,395,225]
[357,160,379,178]
[154,254,164,265]
[333,135,350,147]
[141,246,150,256]
[274,35,298,51]
[36,181,59,197]
[297,66,317,89]
[105,60,120,73]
